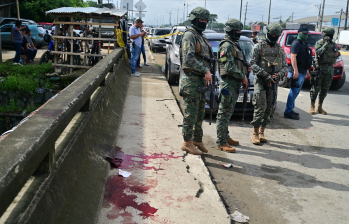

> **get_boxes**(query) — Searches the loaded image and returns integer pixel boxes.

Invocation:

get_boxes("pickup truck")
[278,30,345,90]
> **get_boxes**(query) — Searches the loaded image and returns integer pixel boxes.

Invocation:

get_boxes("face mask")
[227,30,241,41]
[192,19,207,32]
[267,33,279,43]
[327,34,334,40]
[297,33,308,41]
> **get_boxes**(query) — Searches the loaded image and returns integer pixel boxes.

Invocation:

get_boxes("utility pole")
[337,8,344,35]
[177,7,179,25]
[345,0,349,30]
[319,0,325,32]
[268,0,272,24]
[262,15,263,23]
[316,4,321,28]
[205,0,206,8]
[16,0,20,20]
[240,0,243,21]
[292,12,294,22]
[244,2,248,28]
[228,14,229,20]
[187,3,188,26]
[183,2,185,25]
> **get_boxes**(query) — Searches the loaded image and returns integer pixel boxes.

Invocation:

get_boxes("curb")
[340,51,349,56]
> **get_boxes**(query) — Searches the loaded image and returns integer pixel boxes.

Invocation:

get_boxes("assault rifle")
[235,44,251,121]
[270,62,278,118]
[198,53,217,125]
[309,57,322,86]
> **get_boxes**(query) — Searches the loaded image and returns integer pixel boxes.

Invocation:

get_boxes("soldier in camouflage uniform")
[250,31,259,44]
[216,19,249,153]
[250,23,288,145]
[309,27,340,115]
[179,7,213,155]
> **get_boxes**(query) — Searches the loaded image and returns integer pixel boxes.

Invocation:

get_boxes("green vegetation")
[0,61,53,77]
[0,98,38,114]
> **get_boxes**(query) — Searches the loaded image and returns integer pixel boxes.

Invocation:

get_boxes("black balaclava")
[326,34,334,40]
[227,30,241,41]
[191,18,207,33]
[266,33,279,47]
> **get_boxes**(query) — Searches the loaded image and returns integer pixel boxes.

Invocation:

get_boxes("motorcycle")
[88,29,103,66]
[66,33,82,65]
[39,36,62,64]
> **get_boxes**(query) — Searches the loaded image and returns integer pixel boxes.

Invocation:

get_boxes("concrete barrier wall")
[0,49,131,223]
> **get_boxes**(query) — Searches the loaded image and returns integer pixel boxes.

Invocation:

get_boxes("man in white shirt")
[129,19,146,76]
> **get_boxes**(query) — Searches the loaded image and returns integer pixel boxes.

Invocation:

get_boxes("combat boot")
[259,127,267,143]
[309,102,316,115]
[251,127,260,145]
[227,138,239,146]
[316,102,327,115]
[193,141,208,153]
[181,141,203,155]
[218,144,236,153]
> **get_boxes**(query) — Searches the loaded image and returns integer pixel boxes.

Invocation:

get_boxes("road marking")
[345,65,349,68]
[340,51,349,56]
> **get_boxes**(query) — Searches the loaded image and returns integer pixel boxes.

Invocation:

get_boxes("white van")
[337,30,349,50]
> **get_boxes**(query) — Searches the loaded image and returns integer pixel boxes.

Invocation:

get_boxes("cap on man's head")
[298,27,309,34]
[135,19,143,23]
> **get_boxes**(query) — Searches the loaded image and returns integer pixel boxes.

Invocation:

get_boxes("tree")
[18,0,89,22]
[85,0,98,7]
[210,14,218,22]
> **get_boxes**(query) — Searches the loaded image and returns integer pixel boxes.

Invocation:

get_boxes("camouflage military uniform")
[180,11,212,143]
[250,37,288,128]
[216,36,246,146]
[310,38,338,103]
[250,36,258,44]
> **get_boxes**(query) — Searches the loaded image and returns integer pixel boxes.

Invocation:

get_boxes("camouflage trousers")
[216,77,240,146]
[310,65,333,103]
[181,72,206,142]
[251,89,272,128]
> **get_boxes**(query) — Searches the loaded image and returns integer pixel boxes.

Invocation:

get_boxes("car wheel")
[330,71,346,90]
[39,51,50,64]
[346,45,349,50]
[167,61,177,85]
[278,74,289,88]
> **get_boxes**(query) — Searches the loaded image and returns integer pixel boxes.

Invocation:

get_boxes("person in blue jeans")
[137,25,149,68]
[129,19,146,77]
[284,27,312,120]
[12,20,27,65]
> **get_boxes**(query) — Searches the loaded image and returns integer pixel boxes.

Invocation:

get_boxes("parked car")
[277,30,345,90]
[203,29,216,33]
[162,26,186,84]
[149,28,171,52]
[0,23,45,48]
[241,30,259,38]
[0,17,37,26]
[37,22,54,32]
[178,33,256,115]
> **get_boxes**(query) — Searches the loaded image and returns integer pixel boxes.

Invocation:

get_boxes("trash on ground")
[223,164,233,168]
[119,169,131,177]
[230,211,250,223]
[105,157,123,168]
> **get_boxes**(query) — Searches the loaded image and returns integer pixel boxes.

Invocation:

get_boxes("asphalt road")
[150,44,349,224]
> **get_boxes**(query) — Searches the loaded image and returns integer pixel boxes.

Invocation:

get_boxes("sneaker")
[139,64,143,68]
[144,62,149,66]
[284,112,300,120]
[131,72,141,77]
[13,62,18,65]
[290,111,299,116]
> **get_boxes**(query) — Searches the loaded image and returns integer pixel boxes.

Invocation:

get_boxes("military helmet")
[322,27,335,36]
[266,23,283,35]
[224,18,243,32]
[189,7,210,21]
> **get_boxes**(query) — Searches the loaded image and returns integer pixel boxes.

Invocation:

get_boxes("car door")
[1,24,14,45]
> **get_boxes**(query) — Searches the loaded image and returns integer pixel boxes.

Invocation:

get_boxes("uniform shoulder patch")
[220,51,226,57]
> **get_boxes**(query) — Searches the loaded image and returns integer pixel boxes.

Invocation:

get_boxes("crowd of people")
[12,20,37,65]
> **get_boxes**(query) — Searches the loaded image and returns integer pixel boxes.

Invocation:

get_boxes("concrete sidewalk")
[98,62,229,223]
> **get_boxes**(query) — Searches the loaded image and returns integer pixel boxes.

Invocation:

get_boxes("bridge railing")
[0,49,125,219]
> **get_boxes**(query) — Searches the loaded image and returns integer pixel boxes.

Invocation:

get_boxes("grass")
[155,64,162,69]
[0,61,54,77]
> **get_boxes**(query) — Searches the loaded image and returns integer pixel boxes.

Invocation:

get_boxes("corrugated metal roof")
[46,7,127,17]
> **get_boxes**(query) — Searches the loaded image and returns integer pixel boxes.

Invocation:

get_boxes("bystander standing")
[12,20,27,65]
[129,19,146,77]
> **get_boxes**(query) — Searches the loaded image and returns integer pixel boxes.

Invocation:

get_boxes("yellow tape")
[115,29,127,61]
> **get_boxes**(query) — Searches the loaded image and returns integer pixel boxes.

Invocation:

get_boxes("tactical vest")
[179,27,212,75]
[218,38,247,80]
[257,41,283,74]
[293,39,312,70]
[319,39,337,65]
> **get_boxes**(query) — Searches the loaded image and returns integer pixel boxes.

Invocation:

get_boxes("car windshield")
[208,40,254,62]
[155,29,171,35]
[43,24,53,30]
[285,34,322,47]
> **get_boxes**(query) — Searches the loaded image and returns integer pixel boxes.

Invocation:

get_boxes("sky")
[97,0,348,26]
